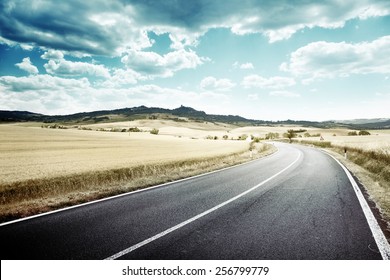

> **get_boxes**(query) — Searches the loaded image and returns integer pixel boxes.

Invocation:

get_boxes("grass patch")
[0,143,276,223]
[297,140,332,148]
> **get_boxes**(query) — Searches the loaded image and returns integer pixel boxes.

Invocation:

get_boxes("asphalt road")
[0,143,387,259]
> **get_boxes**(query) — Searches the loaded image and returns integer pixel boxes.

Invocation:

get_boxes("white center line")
[105,151,302,260]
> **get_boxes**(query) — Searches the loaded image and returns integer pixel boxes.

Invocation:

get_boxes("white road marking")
[326,153,390,260]
[105,151,302,260]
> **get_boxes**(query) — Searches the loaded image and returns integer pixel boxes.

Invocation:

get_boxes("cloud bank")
[281,35,390,82]
[2,0,390,56]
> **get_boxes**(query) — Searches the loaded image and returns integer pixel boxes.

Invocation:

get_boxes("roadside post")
[344,147,347,159]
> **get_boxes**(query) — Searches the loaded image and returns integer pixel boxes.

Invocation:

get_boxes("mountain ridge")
[1,105,389,129]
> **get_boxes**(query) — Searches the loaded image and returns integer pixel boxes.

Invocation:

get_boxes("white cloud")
[242,75,296,89]
[233,62,254,70]
[20,44,34,51]
[263,26,304,43]
[121,49,205,78]
[281,35,390,82]
[240,63,254,70]
[200,76,236,91]
[167,30,203,50]
[40,50,110,78]
[358,4,390,19]
[41,50,64,61]
[0,74,90,92]
[100,69,144,88]
[43,59,110,78]
[15,57,39,75]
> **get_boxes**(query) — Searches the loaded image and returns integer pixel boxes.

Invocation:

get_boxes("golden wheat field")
[227,125,390,152]
[239,126,389,149]
[226,124,390,151]
[294,128,390,151]
[2,122,389,186]
[85,119,237,139]
[0,123,249,184]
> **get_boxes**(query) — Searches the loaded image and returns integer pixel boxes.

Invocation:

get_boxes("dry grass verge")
[331,145,390,223]
[0,143,276,223]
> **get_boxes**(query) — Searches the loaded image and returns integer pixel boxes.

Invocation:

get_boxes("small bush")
[358,130,371,136]
[150,128,159,135]
[42,124,68,129]
[265,132,279,139]
[292,129,307,133]
[128,127,141,132]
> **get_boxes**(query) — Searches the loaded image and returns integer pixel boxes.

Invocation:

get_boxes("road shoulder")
[321,148,390,258]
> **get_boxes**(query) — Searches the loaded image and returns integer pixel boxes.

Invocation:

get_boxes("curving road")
[1,143,388,260]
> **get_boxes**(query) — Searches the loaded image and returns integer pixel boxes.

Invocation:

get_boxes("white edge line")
[0,145,279,227]
[325,152,390,260]
[105,150,301,260]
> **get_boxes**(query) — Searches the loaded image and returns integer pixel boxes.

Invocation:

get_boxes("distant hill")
[331,118,390,129]
[1,106,389,129]
[0,110,46,122]
[0,105,258,125]
[335,118,389,124]
[348,119,390,129]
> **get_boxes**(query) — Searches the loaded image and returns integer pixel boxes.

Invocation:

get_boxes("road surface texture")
[1,143,388,260]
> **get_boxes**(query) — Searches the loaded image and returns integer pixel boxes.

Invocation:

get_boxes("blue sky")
[1,0,390,121]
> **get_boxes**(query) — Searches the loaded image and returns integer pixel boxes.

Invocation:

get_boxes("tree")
[286,129,296,143]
